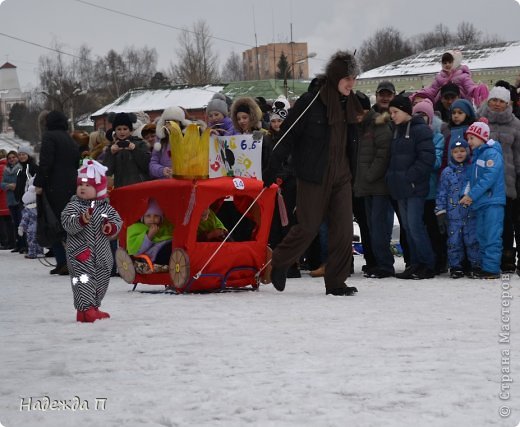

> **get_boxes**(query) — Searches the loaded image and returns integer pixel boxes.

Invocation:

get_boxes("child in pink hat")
[61,159,123,322]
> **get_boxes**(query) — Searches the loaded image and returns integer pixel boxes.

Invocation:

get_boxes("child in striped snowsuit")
[61,159,122,323]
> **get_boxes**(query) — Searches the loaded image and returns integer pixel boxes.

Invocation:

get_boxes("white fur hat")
[156,106,190,139]
[488,86,511,104]
[443,50,463,69]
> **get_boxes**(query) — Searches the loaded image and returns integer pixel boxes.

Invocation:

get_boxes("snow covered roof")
[359,41,520,79]
[91,85,225,117]
[0,133,33,152]
[222,79,310,101]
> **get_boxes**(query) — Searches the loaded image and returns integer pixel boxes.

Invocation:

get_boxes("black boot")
[501,249,516,273]
[395,264,419,279]
[326,284,358,296]
[449,268,464,279]
[473,269,500,279]
[50,264,68,275]
[271,267,288,292]
[286,264,301,279]
[411,265,436,279]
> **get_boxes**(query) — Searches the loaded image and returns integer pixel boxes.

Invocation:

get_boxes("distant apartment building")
[0,62,26,133]
[243,42,310,80]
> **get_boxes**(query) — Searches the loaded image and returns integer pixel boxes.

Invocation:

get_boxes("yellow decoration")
[169,122,210,179]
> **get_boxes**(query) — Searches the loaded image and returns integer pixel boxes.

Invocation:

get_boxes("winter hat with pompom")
[156,106,189,140]
[270,95,291,120]
[76,159,108,199]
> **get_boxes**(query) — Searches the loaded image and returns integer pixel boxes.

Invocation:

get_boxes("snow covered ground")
[1,250,519,427]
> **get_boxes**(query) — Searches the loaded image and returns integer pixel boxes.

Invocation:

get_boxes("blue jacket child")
[436,136,479,276]
[460,121,506,277]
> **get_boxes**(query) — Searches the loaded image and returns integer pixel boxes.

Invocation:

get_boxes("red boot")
[79,306,100,323]
[95,307,110,319]
[76,310,85,322]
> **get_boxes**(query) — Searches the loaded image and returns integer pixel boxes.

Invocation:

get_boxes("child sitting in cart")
[197,208,229,242]
[127,198,174,273]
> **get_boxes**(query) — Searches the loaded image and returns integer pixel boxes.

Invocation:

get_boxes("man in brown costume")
[263,51,362,295]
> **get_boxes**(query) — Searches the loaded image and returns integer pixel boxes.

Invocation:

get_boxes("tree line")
[9,20,501,142]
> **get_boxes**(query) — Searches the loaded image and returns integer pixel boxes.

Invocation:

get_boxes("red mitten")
[102,221,117,236]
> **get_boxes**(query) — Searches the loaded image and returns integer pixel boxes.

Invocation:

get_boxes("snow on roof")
[0,133,33,152]
[91,85,225,117]
[359,41,520,79]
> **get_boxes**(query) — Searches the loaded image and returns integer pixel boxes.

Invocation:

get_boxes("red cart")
[110,177,277,292]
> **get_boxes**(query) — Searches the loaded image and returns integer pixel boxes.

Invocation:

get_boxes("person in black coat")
[386,94,436,279]
[34,111,80,274]
[13,144,38,253]
[263,51,364,296]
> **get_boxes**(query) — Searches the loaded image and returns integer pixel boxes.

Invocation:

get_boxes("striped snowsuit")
[61,196,122,311]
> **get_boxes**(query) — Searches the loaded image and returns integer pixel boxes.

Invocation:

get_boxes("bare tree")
[169,20,220,84]
[74,44,95,91]
[434,24,453,47]
[123,46,158,89]
[413,31,450,52]
[94,49,126,99]
[455,22,481,45]
[358,27,414,71]
[220,51,244,82]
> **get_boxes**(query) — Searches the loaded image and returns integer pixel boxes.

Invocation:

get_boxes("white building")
[0,62,26,134]
[356,41,520,95]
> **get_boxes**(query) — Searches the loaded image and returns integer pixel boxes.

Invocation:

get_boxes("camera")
[117,140,130,149]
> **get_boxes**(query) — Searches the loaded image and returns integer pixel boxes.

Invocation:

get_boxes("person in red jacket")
[0,149,16,250]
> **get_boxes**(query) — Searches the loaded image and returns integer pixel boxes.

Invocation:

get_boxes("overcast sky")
[1,0,520,90]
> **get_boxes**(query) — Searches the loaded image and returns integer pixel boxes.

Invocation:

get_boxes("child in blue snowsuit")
[435,137,479,278]
[460,121,506,278]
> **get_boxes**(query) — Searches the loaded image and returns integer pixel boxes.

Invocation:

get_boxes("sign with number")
[208,134,263,179]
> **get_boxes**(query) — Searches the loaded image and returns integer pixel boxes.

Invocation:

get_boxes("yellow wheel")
[169,248,190,289]
[116,247,135,284]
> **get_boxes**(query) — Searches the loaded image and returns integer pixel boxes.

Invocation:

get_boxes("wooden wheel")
[169,248,190,289]
[116,247,135,284]
[260,246,273,285]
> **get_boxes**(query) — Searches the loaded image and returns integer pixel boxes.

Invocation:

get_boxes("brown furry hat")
[230,97,263,132]
[325,51,360,86]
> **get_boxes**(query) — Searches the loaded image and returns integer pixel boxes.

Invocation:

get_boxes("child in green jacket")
[127,199,173,272]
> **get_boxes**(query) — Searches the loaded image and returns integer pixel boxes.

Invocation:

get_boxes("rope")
[193,187,267,280]
[271,89,321,152]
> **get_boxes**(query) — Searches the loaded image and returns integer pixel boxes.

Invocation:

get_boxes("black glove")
[436,213,447,235]
[262,168,277,188]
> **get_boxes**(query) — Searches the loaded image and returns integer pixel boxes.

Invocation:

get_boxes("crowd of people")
[0,48,519,320]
